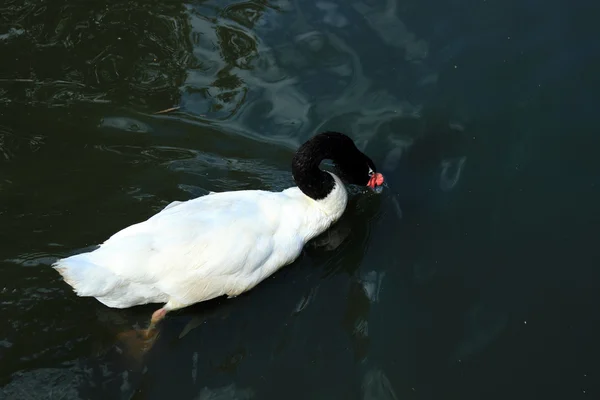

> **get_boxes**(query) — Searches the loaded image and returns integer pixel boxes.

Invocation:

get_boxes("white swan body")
[53,173,348,310]
[53,131,385,328]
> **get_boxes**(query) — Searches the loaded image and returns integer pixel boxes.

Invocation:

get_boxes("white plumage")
[53,131,384,332]
[53,173,347,312]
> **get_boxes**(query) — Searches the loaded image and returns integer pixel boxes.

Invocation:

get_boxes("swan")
[53,131,385,335]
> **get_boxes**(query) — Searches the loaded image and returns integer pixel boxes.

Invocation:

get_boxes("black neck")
[291,132,352,200]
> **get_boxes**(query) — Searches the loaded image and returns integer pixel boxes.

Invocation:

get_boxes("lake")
[1,0,598,399]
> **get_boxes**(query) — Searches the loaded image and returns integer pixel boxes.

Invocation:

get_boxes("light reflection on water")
[1,2,436,397]
[1,0,588,398]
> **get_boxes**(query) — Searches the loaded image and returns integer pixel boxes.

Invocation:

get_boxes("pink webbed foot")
[151,308,167,326]
[115,307,168,358]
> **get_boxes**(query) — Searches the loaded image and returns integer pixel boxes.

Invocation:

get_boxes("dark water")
[1,0,599,398]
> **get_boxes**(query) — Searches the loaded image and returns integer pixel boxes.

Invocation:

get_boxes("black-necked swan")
[53,131,384,337]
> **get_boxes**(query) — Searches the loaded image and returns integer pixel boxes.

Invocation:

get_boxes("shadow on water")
[111,193,383,399]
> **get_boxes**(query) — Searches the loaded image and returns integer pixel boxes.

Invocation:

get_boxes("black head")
[292,131,384,200]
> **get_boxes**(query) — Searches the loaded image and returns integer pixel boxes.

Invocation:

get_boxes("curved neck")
[291,133,346,200]
[291,163,334,200]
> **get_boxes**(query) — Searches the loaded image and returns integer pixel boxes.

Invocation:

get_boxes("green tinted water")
[1,0,599,399]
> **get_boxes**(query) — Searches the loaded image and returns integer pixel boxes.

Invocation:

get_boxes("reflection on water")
[0,0,465,397]
[362,368,399,400]
[1,0,434,150]
[0,124,44,161]
[1,0,594,398]
[0,0,192,111]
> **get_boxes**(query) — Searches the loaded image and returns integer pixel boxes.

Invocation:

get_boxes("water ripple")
[0,365,85,400]
[1,0,432,155]
[0,125,44,162]
[4,252,58,267]
[0,0,192,111]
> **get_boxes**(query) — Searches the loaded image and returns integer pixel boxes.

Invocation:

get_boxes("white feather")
[53,173,348,311]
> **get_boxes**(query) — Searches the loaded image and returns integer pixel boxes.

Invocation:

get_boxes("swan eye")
[368,167,374,176]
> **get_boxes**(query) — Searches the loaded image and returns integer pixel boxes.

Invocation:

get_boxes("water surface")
[1,0,599,399]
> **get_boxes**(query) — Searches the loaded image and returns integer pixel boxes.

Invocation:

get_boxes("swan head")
[292,131,385,199]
